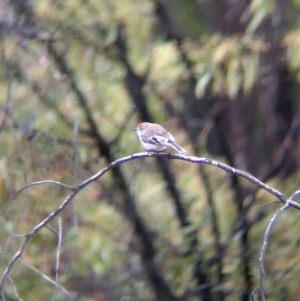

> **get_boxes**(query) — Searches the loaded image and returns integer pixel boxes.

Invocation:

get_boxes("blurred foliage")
[0,0,300,300]
[190,36,264,98]
[245,0,275,33]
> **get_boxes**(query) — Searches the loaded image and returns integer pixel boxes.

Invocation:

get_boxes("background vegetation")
[1,0,300,300]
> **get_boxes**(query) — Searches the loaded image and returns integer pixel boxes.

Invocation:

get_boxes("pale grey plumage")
[134,122,185,153]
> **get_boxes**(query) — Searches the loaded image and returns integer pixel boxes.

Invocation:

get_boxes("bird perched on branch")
[133,122,185,154]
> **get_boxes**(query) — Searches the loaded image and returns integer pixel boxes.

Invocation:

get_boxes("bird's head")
[133,122,150,133]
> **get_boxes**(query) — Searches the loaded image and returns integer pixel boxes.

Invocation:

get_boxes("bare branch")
[0,180,74,216]
[258,191,300,300]
[52,215,63,301]
[21,259,72,298]
[0,152,296,298]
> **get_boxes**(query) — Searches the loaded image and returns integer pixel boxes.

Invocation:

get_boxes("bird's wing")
[141,126,175,145]
[148,134,169,145]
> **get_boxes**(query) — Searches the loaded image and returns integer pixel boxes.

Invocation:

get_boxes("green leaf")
[195,65,215,98]
[104,24,118,46]
[246,0,274,33]
[242,54,259,94]
[227,58,241,98]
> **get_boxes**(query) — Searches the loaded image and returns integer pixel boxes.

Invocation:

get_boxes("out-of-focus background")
[1,0,300,300]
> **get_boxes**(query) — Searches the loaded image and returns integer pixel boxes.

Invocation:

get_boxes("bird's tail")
[168,141,186,154]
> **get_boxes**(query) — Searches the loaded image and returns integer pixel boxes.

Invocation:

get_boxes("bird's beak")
[133,128,138,131]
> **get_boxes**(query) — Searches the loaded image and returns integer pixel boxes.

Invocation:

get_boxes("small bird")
[133,122,186,153]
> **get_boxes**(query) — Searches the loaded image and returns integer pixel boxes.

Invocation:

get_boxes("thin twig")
[258,191,300,300]
[21,259,72,298]
[0,181,74,216]
[51,215,63,301]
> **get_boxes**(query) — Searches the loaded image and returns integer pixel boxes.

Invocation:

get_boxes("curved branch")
[258,190,300,300]
[0,180,74,216]
[1,152,295,298]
